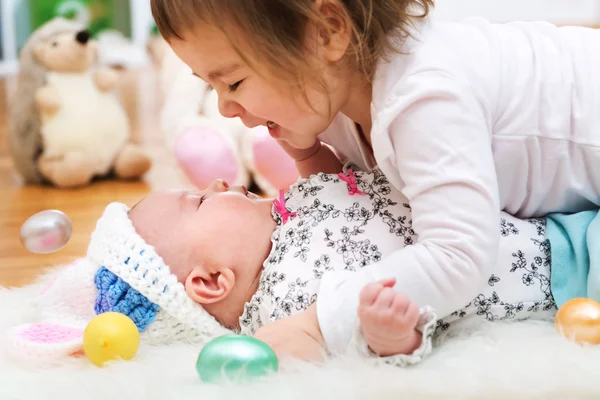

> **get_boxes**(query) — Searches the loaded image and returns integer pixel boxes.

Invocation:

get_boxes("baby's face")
[128,180,276,283]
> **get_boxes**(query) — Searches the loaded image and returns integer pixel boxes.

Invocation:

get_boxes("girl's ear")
[316,0,352,62]
[185,267,235,304]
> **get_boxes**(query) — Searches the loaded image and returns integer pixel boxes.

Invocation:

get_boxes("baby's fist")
[358,278,422,357]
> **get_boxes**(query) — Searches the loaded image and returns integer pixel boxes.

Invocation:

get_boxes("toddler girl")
[150,0,600,356]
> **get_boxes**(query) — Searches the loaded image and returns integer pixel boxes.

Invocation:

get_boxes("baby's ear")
[185,267,235,304]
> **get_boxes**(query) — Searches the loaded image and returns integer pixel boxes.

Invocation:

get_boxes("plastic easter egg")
[555,298,600,345]
[83,312,140,367]
[250,126,300,194]
[20,210,72,254]
[196,335,278,383]
[174,126,240,189]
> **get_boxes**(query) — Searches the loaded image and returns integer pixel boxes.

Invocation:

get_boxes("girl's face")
[170,23,351,150]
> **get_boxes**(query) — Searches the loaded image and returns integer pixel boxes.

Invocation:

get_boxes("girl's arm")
[278,139,343,177]
[317,72,501,355]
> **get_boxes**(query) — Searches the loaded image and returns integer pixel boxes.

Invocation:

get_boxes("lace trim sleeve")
[351,306,438,367]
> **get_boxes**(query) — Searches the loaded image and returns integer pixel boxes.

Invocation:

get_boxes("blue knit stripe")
[94,266,159,332]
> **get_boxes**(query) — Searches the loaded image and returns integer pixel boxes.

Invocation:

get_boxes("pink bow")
[338,169,365,195]
[273,189,296,224]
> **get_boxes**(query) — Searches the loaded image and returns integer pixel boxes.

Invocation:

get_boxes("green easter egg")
[196,335,278,383]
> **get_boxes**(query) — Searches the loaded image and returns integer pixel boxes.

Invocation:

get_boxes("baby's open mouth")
[242,185,260,199]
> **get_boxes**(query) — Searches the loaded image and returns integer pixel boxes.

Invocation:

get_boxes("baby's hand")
[358,278,422,357]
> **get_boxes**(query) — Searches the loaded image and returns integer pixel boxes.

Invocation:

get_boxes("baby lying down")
[95,163,565,365]
[11,164,590,364]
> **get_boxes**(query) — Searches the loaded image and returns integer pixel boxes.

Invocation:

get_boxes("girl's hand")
[277,139,322,162]
[277,140,343,177]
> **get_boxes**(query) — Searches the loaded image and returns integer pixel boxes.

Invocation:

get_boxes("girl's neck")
[340,73,373,143]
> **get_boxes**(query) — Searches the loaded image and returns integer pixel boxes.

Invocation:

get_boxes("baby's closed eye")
[197,195,206,209]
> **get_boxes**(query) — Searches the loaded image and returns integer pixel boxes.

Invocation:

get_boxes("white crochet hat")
[86,202,232,344]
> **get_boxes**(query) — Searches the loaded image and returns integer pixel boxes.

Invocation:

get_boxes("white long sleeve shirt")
[316,17,600,354]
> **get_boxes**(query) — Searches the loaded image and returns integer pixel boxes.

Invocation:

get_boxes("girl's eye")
[228,80,243,92]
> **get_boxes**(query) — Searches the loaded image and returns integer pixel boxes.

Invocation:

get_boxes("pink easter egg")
[251,127,299,190]
[174,127,239,189]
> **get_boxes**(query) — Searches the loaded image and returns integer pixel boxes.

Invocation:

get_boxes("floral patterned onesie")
[239,164,557,365]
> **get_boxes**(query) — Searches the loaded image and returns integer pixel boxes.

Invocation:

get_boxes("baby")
[95,163,587,365]
[9,164,594,363]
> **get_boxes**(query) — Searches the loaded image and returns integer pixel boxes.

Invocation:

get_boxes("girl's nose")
[218,96,244,119]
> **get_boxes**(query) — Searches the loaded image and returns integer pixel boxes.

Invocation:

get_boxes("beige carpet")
[2,265,600,400]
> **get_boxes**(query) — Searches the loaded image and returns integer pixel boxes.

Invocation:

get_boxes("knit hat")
[6,202,233,362]
[86,202,232,344]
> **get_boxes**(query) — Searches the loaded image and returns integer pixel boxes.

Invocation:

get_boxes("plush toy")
[8,18,151,188]
[154,40,299,196]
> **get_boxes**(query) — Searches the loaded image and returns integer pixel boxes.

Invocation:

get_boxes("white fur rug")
[2,266,600,400]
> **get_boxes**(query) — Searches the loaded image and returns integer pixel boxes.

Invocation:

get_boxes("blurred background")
[0,0,599,288]
[2,0,600,77]
[1,0,154,75]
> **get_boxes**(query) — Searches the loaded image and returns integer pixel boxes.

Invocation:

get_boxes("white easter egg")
[19,210,72,254]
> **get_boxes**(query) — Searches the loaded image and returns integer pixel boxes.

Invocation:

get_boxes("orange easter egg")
[555,298,600,345]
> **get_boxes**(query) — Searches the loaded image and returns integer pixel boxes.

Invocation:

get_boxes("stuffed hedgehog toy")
[155,42,299,196]
[8,18,151,188]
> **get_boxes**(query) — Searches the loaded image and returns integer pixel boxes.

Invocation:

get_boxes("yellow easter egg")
[555,298,600,345]
[83,312,140,366]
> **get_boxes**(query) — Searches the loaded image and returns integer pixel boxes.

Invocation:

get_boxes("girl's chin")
[283,138,317,151]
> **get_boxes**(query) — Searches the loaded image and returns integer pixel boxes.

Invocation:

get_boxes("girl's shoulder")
[373,17,496,88]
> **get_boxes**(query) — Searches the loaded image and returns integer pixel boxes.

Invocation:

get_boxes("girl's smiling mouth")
[267,121,280,138]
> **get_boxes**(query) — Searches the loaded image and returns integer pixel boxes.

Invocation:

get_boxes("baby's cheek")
[217,211,253,235]
[211,213,257,245]
[167,256,186,283]
[213,197,255,218]
[205,197,271,243]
